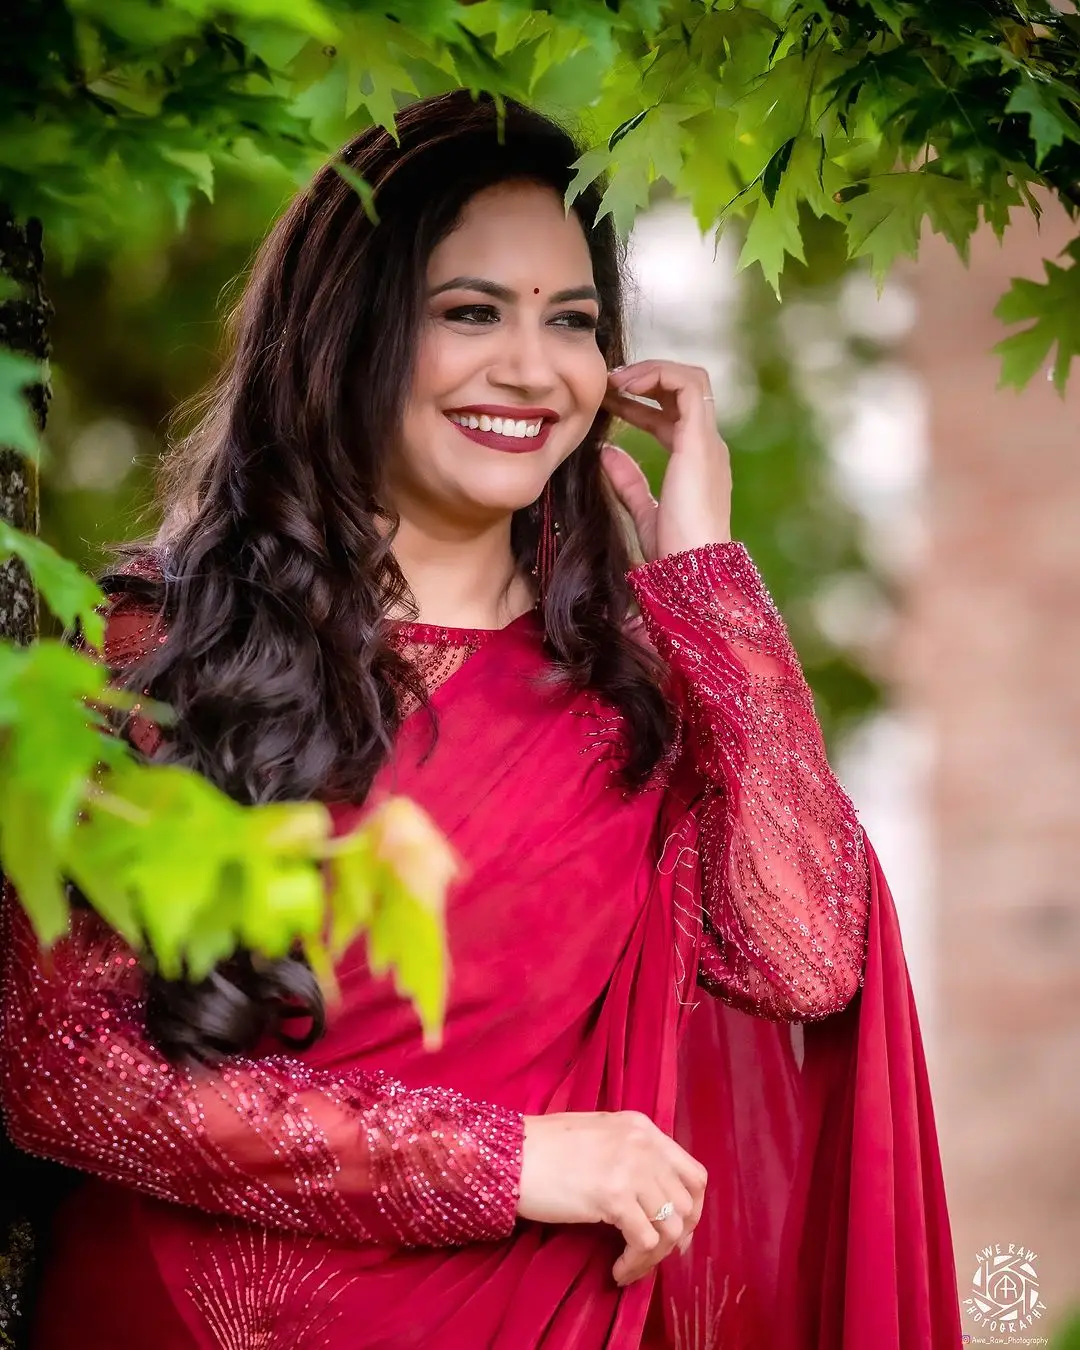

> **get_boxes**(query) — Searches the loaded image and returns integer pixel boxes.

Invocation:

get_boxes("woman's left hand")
[600,360,732,563]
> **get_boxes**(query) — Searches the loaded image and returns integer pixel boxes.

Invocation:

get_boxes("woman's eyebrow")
[429,276,599,304]
[551,285,600,304]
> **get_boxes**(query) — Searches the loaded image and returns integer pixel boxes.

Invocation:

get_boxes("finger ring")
[651,1202,675,1224]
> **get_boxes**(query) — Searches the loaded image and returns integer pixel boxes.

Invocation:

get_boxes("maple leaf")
[737,184,806,296]
[339,16,421,135]
[1006,74,1080,166]
[844,176,924,280]
[844,170,980,282]
[674,108,743,234]
[994,238,1080,393]
[734,50,815,161]
[0,350,42,460]
[921,172,981,261]
[570,105,697,237]
[0,524,105,648]
[777,134,848,223]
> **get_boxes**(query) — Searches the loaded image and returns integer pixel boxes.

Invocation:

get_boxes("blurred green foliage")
[1054,1311,1080,1349]
[621,210,884,742]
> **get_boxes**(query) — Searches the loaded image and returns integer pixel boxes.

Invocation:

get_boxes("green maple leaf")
[845,171,980,282]
[327,799,453,1049]
[233,803,331,959]
[734,51,813,159]
[0,350,43,460]
[200,0,336,41]
[597,160,654,238]
[0,643,120,941]
[1006,75,1080,166]
[776,135,848,223]
[0,523,105,647]
[289,45,350,144]
[159,148,215,203]
[674,109,742,235]
[864,0,906,38]
[340,16,421,136]
[844,176,924,280]
[921,173,981,262]
[566,144,613,207]
[577,105,698,237]
[994,238,1080,393]
[737,185,806,296]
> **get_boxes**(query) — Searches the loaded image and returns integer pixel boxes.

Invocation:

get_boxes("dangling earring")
[531,479,561,606]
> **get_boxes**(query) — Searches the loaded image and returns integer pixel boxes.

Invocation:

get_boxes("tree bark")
[0,209,50,647]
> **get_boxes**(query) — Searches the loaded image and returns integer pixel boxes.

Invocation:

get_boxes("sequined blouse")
[0,542,869,1250]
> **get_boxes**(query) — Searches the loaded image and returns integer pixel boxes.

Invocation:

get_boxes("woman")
[0,92,961,1348]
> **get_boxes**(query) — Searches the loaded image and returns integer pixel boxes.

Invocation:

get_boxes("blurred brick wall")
[903,204,1080,1333]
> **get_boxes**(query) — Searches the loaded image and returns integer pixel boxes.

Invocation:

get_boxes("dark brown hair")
[104,90,674,1061]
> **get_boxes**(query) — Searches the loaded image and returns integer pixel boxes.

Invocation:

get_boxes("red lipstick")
[444,405,559,455]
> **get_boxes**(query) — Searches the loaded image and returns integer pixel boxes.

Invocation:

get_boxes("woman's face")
[391,179,610,525]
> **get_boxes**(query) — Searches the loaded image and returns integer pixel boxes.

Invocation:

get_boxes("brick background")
[903,202,1080,1332]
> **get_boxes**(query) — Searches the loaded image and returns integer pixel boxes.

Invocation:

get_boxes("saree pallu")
[20,598,960,1349]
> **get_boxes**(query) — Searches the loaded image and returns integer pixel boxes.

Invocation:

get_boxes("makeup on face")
[395,182,610,511]
[444,404,559,454]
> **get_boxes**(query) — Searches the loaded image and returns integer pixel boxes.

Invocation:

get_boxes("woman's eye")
[551,311,599,331]
[445,304,499,324]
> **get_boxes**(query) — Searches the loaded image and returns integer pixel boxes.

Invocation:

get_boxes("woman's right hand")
[517,1111,707,1286]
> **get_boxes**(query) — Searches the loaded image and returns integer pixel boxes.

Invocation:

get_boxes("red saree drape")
[651,837,959,1349]
[0,544,962,1349]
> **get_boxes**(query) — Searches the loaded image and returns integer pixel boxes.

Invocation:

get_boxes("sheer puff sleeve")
[0,598,523,1249]
[628,543,870,1023]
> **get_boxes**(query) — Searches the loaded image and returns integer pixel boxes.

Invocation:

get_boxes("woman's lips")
[446,415,553,454]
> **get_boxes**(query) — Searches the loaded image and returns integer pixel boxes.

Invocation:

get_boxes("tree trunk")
[0,209,50,646]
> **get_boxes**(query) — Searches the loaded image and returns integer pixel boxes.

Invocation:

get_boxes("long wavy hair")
[102,90,675,1062]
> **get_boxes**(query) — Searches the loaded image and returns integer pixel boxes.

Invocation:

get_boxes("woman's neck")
[386,510,536,630]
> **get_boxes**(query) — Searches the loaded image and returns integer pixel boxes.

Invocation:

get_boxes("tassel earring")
[531,479,561,606]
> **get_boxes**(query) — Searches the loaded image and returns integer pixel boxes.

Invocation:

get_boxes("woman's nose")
[488,322,558,395]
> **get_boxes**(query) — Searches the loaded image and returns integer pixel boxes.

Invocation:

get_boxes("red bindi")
[533,288,540,295]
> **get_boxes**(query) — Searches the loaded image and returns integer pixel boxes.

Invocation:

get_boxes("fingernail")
[678,1236,693,1256]
[609,364,626,373]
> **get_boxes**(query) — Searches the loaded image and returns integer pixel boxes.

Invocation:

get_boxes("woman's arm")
[628,542,870,1023]
[0,893,523,1246]
[0,587,522,1247]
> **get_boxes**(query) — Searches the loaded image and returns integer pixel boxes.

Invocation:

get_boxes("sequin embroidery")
[0,893,523,1247]
[186,1228,355,1350]
[629,543,870,1023]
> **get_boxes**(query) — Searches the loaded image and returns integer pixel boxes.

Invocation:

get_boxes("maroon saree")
[0,544,962,1348]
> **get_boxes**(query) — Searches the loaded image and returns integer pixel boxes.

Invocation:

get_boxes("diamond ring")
[651,1202,675,1224]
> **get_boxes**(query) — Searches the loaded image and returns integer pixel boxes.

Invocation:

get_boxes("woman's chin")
[446,473,552,519]
[460,492,544,521]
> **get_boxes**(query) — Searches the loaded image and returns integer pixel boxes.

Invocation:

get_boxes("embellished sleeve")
[0,901,522,1246]
[628,543,870,1023]
[0,594,523,1248]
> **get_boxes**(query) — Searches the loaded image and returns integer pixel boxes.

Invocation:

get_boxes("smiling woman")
[0,91,961,1350]
[399,186,607,521]
[391,179,612,626]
